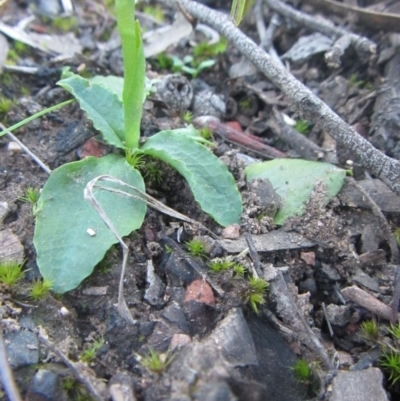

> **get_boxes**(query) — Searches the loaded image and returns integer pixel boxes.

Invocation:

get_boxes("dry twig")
[176,0,400,195]
[0,123,51,175]
[194,116,286,158]
[269,108,325,160]
[341,285,398,321]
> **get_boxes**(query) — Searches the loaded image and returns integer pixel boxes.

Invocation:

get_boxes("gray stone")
[330,368,389,401]
[325,304,351,327]
[203,308,257,367]
[162,302,189,333]
[192,381,236,401]
[0,202,9,224]
[0,229,24,264]
[5,330,39,368]
[155,75,193,114]
[19,315,36,331]
[248,179,281,218]
[144,260,165,307]
[282,33,333,63]
[192,90,226,119]
[352,269,380,292]
[299,277,317,295]
[321,263,341,281]
[26,369,64,401]
[219,231,315,254]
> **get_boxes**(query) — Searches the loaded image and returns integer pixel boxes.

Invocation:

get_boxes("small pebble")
[184,279,215,307]
[59,306,71,317]
[221,224,240,239]
[7,141,22,153]
[301,251,315,266]
[170,333,191,351]
[82,286,108,296]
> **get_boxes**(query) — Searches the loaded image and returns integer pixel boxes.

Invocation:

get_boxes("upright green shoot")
[115,0,145,151]
[230,0,255,26]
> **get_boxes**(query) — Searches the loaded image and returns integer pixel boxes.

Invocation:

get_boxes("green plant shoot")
[115,0,145,150]
[230,0,256,26]
[4,0,242,295]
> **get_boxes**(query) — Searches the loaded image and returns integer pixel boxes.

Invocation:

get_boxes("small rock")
[299,277,317,295]
[162,302,189,333]
[0,229,24,264]
[203,308,257,367]
[361,223,382,253]
[320,263,341,281]
[184,280,215,306]
[26,369,64,401]
[183,301,216,336]
[300,251,315,266]
[108,373,136,401]
[5,330,39,368]
[351,348,381,371]
[221,224,240,239]
[0,202,9,224]
[325,304,351,327]
[59,307,71,317]
[170,333,191,351]
[144,260,165,307]
[19,315,36,330]
[7,141,22,153]
[248,179,281,217]
[337,351,354,368]
[145,321,177,351]
[156,75,193,114]
[263,263,277,281]
[330,368,389,401]
[139,321,156,337]
[35,0,62,16]
[192,380,236,401]
[236,152,257,167]
[192,90,226,118]
[282,33,333,63]
[352,269,380,293]
[82,286,108,296]
[165,252,202,286]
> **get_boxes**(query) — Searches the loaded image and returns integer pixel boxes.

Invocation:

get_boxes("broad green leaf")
[89,75,156,103]
[140,130,242,227]
[58,74,125,148]
[169,125,214,146]
[89,75,124,101]
[34,155,146,293]
[245,159,346,225]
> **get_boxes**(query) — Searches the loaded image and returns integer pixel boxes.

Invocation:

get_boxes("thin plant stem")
[0,99,74,138]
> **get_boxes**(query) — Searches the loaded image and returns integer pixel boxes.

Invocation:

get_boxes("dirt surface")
[1,0,400,400]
